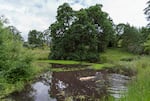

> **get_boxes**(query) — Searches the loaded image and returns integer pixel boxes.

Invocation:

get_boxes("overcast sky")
[0,0,148,40]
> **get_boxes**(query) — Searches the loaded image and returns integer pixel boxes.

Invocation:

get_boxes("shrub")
[0,21,33,83]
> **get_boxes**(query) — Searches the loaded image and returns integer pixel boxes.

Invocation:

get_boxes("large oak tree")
[49,3,114,62]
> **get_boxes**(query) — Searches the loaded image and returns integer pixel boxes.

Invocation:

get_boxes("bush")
[0,21,33,83]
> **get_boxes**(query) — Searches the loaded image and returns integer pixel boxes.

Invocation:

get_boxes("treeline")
[49,3,150,62]
[115,24,150,54]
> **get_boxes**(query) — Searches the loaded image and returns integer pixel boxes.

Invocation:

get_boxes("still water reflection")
[8,69,130,101]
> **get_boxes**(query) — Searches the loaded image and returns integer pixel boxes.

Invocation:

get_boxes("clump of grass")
[91,63,114,70]
[30,48,50,60]
[120,56,150,101]
[31,61,51,75]
[101,48,137,63]
[38,60,115,70]
[39,60,82,65]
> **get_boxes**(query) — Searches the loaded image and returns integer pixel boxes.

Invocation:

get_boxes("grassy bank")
[120,56,150,101]
[100,48,150,101]
[1,48,149,101]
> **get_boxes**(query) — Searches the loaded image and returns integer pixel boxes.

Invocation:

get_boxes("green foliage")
[114,24,150,55]
[30,48,49,60]
[28,29,50,48]
[49,3,114,62]
[0,21,32,83]
[118,24,143,54]
[100,48,136,63]
[115,23,126,47]
[28,30,43,48]
[87,4,115,51]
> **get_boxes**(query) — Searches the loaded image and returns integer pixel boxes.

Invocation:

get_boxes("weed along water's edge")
[6,68,133,101]
[38,59,114,70]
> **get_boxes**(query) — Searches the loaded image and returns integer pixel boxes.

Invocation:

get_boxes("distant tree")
[28,30,43,47]
[28,29,51,48]
[115,23,126,47]
[7,26,24,41]
[140,27,150,41]
[121,24,143,53]
[43,29,51,46]
[115,23,126,35]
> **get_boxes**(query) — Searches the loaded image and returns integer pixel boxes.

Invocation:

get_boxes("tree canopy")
[49,3,114,62]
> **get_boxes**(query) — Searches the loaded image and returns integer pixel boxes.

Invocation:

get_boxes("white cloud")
[71,3,85,10]
[101,0,148,26]
[0,0,148,40]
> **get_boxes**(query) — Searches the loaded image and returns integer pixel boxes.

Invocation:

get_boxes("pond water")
[7,69,130,101]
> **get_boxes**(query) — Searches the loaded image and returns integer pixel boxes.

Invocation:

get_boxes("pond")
[7,68,130,101]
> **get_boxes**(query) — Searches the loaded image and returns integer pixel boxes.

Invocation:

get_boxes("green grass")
[101,48,137,63]
[38,60,82,65]
[30,48,50,60]
[101,48,150,101]
[38,59,115,71]
[89,63,114,70]
[31,61,51,74]
[119,56,150,101]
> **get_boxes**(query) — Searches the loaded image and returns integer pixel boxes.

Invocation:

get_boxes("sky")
[0,0,148,40]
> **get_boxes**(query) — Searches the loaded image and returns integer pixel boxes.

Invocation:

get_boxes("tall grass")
[101,48,137,63]
[30,48,50,60]
[101,48,150,101]
[120,56,150,101]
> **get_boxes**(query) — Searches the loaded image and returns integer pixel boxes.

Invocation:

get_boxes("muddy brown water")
[7,69,131,101]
